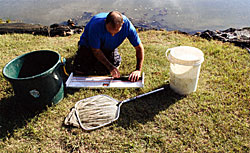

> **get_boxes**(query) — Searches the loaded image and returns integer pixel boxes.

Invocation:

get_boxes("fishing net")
[64,95,120,130]
[64,87,164,130]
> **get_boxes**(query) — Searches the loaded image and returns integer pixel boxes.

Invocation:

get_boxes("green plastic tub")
[3,50,64,108]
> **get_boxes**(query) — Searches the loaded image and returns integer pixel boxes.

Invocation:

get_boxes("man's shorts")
[73,45,121,75]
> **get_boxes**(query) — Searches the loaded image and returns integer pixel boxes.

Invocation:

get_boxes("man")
[73,11,144,82]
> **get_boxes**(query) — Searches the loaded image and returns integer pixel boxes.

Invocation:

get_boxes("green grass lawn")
[0,31,249,152]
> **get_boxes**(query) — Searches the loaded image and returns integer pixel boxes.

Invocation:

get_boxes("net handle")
[119,87,165,105]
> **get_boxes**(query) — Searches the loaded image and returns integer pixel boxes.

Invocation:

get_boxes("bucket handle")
[165,48,171,58]
[61,57,69,76]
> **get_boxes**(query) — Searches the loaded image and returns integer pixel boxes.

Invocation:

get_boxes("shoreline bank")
[0,22,249,52]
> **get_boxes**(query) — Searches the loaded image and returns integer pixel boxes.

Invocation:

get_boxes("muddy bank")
[0,23,48,35]
[0,20,83,37]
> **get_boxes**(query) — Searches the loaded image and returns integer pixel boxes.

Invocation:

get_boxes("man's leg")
[73,45,104,75]
[110,48,122,68]
[73,46,121,75]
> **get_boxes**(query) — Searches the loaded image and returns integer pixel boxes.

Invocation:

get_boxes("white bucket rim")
[166,46,204,66]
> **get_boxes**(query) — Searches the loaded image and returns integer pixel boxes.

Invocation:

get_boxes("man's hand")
[110,66,120,78]
[128,70,141,82]
[92,48,120,78]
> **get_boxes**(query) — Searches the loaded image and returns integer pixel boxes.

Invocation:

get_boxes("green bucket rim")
[3,50,61,80]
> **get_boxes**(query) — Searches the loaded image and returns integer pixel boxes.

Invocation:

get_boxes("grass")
[0,31,249,152]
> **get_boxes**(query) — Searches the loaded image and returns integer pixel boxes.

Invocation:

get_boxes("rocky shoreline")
[0,21,249,52]
[194,28,250,52]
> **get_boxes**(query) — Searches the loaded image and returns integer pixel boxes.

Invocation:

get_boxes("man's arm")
[128,43,144,82]
[91,48,120,78]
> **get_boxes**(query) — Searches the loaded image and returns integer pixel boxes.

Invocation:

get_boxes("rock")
[49,24,71,36]
[49,19,84,36]
[194,27,250,50]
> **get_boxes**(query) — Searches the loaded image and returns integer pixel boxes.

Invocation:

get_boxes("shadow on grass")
[62,56,184,130]
[116,84,185,129]
[0,56,77,140]
[0,93,49,140]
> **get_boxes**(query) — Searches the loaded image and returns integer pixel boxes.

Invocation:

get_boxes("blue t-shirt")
[79,12,141,51]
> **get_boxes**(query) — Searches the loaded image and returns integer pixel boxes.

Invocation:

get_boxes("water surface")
[0,0,249,33]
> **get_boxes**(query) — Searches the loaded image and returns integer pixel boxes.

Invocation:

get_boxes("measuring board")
[66,72,144,88]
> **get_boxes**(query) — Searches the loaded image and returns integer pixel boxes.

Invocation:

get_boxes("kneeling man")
[73,11,144,82]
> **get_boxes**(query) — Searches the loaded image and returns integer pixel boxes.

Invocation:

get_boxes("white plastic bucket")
[166,46,204,95]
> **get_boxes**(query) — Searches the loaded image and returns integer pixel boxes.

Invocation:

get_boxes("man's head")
[105,11,124,36]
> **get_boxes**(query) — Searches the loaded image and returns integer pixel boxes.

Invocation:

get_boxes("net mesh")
[75,95,119,130]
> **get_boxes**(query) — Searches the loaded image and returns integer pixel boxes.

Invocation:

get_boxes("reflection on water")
[0,0,250,33]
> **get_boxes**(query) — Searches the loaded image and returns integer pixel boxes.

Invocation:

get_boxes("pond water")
[0,0,250,33]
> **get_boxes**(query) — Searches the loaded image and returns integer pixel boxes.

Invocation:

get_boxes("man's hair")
[105,11,123,28]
